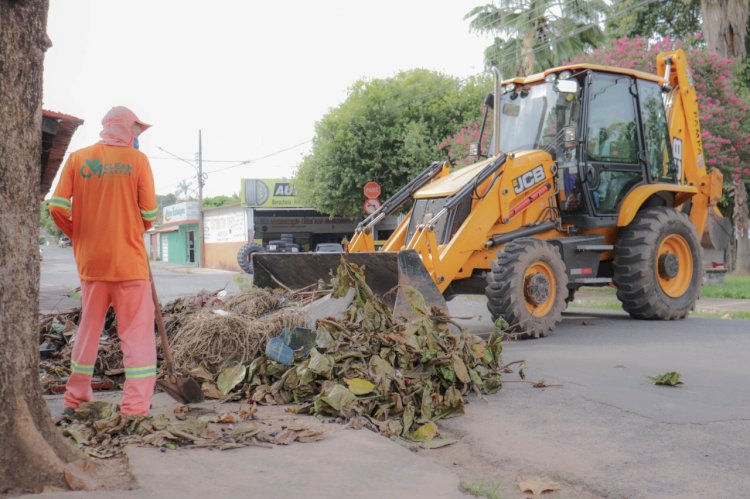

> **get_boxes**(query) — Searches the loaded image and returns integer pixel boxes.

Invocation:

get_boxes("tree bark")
[733,178,750,274]
[701,0,748,59]
[0,0,82,492]
[700,0,750,275]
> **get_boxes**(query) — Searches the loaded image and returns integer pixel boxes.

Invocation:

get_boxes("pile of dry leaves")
[57,401,325,458]
[199,260,504,446]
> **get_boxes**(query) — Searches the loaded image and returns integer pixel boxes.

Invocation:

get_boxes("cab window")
[585,73,642,215]
[637,80,675,183]
[586,74,638,164]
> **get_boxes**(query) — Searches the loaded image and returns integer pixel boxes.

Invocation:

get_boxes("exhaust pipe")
[492,66,502,156]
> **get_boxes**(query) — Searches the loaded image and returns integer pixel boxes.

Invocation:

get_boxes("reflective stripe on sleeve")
[124,365,157,379]
[49,196,72,211]
[140,208,158,222]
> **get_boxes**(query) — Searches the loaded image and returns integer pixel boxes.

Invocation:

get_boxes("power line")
[203,139,311,174]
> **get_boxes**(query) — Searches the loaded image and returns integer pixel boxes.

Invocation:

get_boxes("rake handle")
[148,261,177,378]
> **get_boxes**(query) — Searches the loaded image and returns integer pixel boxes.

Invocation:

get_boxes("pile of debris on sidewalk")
[43,258,504,453]
[56,401,326,458]
[38,287,315,393]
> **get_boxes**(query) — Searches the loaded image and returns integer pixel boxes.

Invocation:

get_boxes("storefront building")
[203,203,249,270]
[157,201,201,265]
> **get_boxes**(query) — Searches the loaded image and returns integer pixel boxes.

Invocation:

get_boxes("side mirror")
[556,79,578,94]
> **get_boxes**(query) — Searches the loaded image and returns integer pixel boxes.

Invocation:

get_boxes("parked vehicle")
[314,243,344,253]
[58,236,71,248]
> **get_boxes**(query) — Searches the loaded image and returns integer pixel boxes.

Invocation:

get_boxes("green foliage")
[648,371,683,386]
[39,200,61,238]
[156,193,177,209]
[461,479,503,499]
[606,0,701,40]
[203,194,239,209]
[296,70,490,216]
[702,275,750,299]
[465,0,607,76]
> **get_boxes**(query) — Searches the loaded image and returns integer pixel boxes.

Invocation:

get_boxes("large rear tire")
[486,238,568,338]
[613,207,702,320]
[237,243,264,274]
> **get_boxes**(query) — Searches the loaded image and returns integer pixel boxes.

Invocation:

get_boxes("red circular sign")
[363,198,382,215]
[363,181,381,199]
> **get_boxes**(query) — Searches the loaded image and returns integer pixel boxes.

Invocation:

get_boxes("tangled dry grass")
[168,290,307,375]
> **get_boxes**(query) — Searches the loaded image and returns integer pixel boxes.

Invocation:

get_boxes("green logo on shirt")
[80,159,133,179]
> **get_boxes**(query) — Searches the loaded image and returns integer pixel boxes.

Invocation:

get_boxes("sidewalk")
[149,260,239,275]
[38,393,465,499]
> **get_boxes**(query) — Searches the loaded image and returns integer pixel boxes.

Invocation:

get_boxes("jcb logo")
[512,165,545,194]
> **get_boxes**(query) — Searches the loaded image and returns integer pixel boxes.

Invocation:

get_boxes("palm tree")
[466,0,607,76]
[175,179,194,201]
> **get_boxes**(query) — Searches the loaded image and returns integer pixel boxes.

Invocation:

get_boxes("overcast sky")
[43,1,491,199]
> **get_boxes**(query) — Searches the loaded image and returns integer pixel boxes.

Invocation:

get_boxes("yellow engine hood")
[414,152,540,198]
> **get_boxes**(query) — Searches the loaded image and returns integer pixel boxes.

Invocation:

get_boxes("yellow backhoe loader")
[253,49,724,337]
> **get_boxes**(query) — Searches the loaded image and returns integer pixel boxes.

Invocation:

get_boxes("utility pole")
[197,130,206,267]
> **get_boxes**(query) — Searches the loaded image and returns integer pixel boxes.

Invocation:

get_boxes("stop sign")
[363,181,381,199]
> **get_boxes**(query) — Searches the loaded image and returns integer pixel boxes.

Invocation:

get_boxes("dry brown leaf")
[217,413,238,424]
[239,403,257,421]
[518,476,561,495]
[201,381,224,399]
[272,429,298,445]
[296,429,326,443]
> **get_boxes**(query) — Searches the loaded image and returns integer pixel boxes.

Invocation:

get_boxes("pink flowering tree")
[438,122,491,168]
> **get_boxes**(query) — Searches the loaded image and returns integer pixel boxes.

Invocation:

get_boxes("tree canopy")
[203,194,239,208]
[295,70,489,216]
[465,0,607,76]
[605,0,701,40]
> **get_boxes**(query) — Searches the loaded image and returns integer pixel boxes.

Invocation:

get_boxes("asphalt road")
[441,303,750,498]
[39,246,750,498]
[39,246,241,314]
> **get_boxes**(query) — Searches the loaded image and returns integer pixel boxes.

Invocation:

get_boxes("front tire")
[613,207,702,320]
[486,238,568,338]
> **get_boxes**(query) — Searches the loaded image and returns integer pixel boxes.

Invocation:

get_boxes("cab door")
[582,72,644,216]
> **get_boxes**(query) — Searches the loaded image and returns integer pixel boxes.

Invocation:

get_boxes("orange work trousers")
[65,280,156,416]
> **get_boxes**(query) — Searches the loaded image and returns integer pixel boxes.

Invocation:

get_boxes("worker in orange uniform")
[49,106,159,416]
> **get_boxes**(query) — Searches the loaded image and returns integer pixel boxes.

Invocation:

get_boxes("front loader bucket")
[252,250,447,316]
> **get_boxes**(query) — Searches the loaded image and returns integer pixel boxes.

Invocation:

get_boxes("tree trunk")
[521,25,536,77]
[700,1,750,276]
[0,0,82,492]
[701,0,748,59]
[733,178,750,274]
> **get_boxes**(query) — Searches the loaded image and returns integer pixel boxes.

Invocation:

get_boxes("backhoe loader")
[252,49,724,337]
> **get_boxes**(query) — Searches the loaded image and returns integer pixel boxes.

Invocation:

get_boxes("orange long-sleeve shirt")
[49,144,157,281]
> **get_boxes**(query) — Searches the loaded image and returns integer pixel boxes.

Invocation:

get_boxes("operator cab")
[496,68,678,228]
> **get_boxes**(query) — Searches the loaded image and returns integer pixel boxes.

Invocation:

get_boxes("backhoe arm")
[657,49,723,236]
[348,161,451,252]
